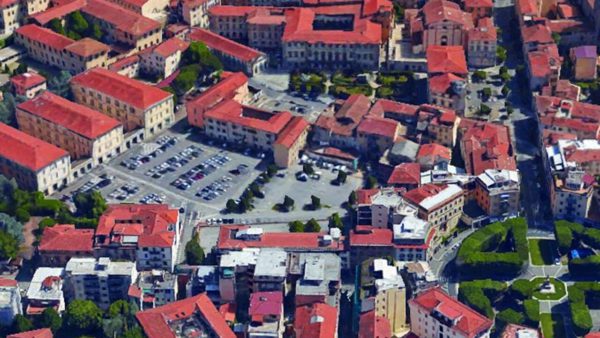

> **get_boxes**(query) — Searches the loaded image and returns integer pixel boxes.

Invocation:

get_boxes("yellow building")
[15,25,109,74]
[71,68,174,137]
[139,38,189,79]
[16,91,124,166]
[106,0,168,17]
[0,0,19,35]
[0,122,71,195]
[182,0,219,28]
[273,116,309,168]
[367,259,409,337]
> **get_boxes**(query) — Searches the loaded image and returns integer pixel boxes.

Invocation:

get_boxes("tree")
[226,199,238,213]
[302,163,314,175]
[185,233,205,265]
[266,164,278,178]
[11,314,33,333]
[249,183,263,198]
[12,63,27,76]
[38,217,57,232]
[173,64,201,94]
[472,70,487,82]
[73,191,107,220]
[510,279,534,300]
[288,220,304,232]
[551,32,561,44]
[238,195,252,213]
[496,46,507,64]
[0,230,19,260]
[49,18,66,35]
[68,11,89,36]
[89,22,103,41]
[348,191,357,206]
[328,213,343,230]
[501,85,510,97]
[38,308,62,333]
[479,104,491,115]
[183,41,223,75]
[481,87,492,100]
[0,213,23,243]
[336,170,347,184]
[496,308,525,325]
[310,195,321,210]
[47,71,73,98]
[305,218,321,232]
[365,175,378,189]
[65,300,102,333]
[283,195,295,211]
[0,92,16,126]
[393,2,405,22]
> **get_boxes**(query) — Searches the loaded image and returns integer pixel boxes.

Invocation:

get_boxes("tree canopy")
[185,233,205,265]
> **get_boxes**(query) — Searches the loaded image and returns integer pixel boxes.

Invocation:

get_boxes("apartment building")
[403,183,464,232]
[65,257,137,310]
[38,224,94,267]
[253,249,287,293]
[546,139,600,176]
[294,302,338,338]
[313,94,371,150]
[26,267,65,315]
[552,170,594,221]
[17,91,124,166]
[356,188,417,228]
[71,68,174,137]
[475,169,520,219]
[182,0,220,28]
[467,17,497,68]
[10,72,46,99]
[0,0,19,35]
[94,204,181,272]
[81,0,162,51]
[289,252,341,307]
[248,291,284,338]
[106,0,168,17]
[426,45,468,113]
[460,119,516,175]
[0,122,70,195]
[357,116,402,156]
[15,25,109,74]
[139,37,189,78]
[274,116,310,168]
[0,279,21,326]
[570,46,597,81]
[409,287,493,338]
[219,248,259,303]
[129,270,178,310]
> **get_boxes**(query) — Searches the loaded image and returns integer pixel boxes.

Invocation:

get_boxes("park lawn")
[529,239,558,265]
[532,277,567,301]
[540,313,566,338]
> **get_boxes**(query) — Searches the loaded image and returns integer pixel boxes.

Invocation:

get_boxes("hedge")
[510,279,535,300]
[555,222,573,254]
[567,283,600,336]
[523,299,540,324]
[569,256,600,278]
[496,308,525,326]
[458,279,507,319]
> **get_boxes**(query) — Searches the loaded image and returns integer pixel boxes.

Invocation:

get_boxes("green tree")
[481,87,492,100]
[68,11,89,36]
[65,300,102,333]
[185,233,205,265]
[0,92,16,126]
[328,213,343,230]
[288,220,304,232]
[249,183,263,198]
[472,70,487,82]
[501,85,510,97]
[12,63,27,76]
[266,164,278,177]
[173,64,201,94]
[497,308,525,325]
[551,32,561,44]
[238,195,252,213]
[89,22,103,41]
[0,213,23,243]
[510,279,534,300]
[47,71,73,98]
[348,191,357,206]
[49,18,66,35]
[38,308,62,333]
[0,230,19,260]
[305,218,321,232]
[336,170,347,184]
[496,46,507,64]
[183,41,222,75]
[310,195,321,210]
[38,217,57,232]
[365,175,378,189]
[283,195,295,211]
[73,191,107,220]
[226,199,238,213]
[302,163,314,175]
[11,314,33,333]
[479,104,491,115]
[121,326,144,338]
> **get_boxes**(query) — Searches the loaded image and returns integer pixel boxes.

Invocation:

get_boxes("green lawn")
[532,277,567,301]
[529,239,558,265]
[540,313,566,338]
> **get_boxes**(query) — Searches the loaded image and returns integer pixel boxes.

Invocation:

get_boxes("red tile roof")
[357,116,399,139]
[275,116,310,148]
[82,0,161,36]
[460,119,516,175]
[542,129,577,146]
[527,49,560,78]
[18,91,121,140]
[8,328,53,338]
[96,204,179,248]
[388,163,421,186]
[64,38,110,57]
[249,291,283,318]
[189,28,263,62]
[356,188,380,204]
[368,99,419,119]
[294,303,338,338]
[417,143,451,160]
[11,72,45,91]
[0,0,18,7]
[136,293,235,338]
[410,287,492,338]
[315,94,371,136]
[464,0,493,8]
[71,68,172,110]
[359,310,392,338]
[150,37,189,58]
[205,99,293,134]
[38,224,94,253]
[0,278,18,287]
[0,122,68,171]
[522,23,553,44]
[426,45,468,75]
[422,0,471,25]
[30,0,86,25]
[108,55,140,72]
[350,226,435,249]
[16,24,73,51]
[219,303,236,323]
[429,73,465,93]
[469,17,497,41]
[217,225,345,252]
[516,0,538,16]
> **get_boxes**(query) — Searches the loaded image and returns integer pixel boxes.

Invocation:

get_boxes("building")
[38,224,94,267]
[0,122,70,195]
[546,139,600,175]
[81,0,162,51]
[294,302,338,338]
[11,72,46,99]
[536,96,600,140]
[136,293,236,338]
[187,266,220,302]
[0,278,21,326]
[94,204,181,272]
[71,68,174,137]
[218,248,259,303]
[26,267,65,315]
[182,0,220,28]
[400,261,438,293]
[464,0,493,19]
[253,249,287,293]
[426,45,468,113]
[313,94,371,150]
[387,163,421,189]
[552,170,594,221]
[17,91,124,166]
[501,324,541,338]
[189,28,267,76]
[106,0,168,16]
[475,169,520,219]
[356,188,417,228]
[139,37,189,79]
[403,184,464,232]
[129,270,178,310]
[15,25,109,74]
[460,119,516,175]
[359,310,392,338]
[409,287,493,338]
[248,291,284,337]
[65,257,137,310]
[356,116,403,156]
[417,143,451,170]
[467,17,497,68]
[360,258,408,336]
[570,45,597,81]
[7,328,53,338]
[274,116,310,168]
[0,0,20,35]
[288,252,341,307]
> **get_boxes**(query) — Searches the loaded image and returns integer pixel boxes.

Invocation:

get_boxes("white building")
[130,270,178,310]
[553,170,594,222]
[65,257,137,310]
[547,139,600,175]
[393,215,434,261]
[0,279,21,325]
[26,267,65,315]
[475,169,520,219]
[365,188,418,228]
[219,248,260,303]
[253,249,287,293]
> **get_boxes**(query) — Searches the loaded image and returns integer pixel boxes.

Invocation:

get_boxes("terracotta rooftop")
[359,310,392,338]
[64,37,110,57]
[204,99,293,134]
[357,116,399,139]
[0,122,68,171]
[82,0,161,36]
[11,72,46,90]
[426,45,468,75]
[16,24,73,51]
[38,224,94,253]
[150,37,189,58]
[294,302,338,338]
[422,0,471,26]
[7,328,53,338]
[418,143,451,160]
[460,119,516,175]
[429,73,465,93]
[189,28,263,62]
[249,291,283,317]
[30,0,86,25]
[350,226,436,249]
[275,116,310,148]
[388,163,421,186]
[522,23,553,44]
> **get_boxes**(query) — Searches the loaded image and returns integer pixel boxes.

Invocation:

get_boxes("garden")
[528,238,558,265]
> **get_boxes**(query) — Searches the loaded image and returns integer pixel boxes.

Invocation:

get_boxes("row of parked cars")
[140,193,166,204]
[145,145,204,179]
[196,175,233,201]
[108,184,140,201]
[120,136,181,170]
[171,153,232,191]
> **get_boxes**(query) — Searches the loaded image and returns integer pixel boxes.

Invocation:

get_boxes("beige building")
[553,171,594,221]
[15,25,109,74]
[182,0,220,28]
[273,116,309,168]
[403,183,464,233]
[71,68,174,138]
[475,169,520,219]
[11,72,46,99]
[139,38,189,79]
[16,91,124,166]
[0,122,71,195]
[106,0,168,17]
[0,0,19,35]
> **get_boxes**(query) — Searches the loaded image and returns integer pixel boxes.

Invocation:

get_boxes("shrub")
[569,256,600,278]
[524,299,540,324]
[555,221,574,254]
[289,220,304,232]
[14,208,30,223]
[305,219,321,232]
[38,217,57,231]
[496,308,525,325]
[510,279,535,300]
[459,286,493,318]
